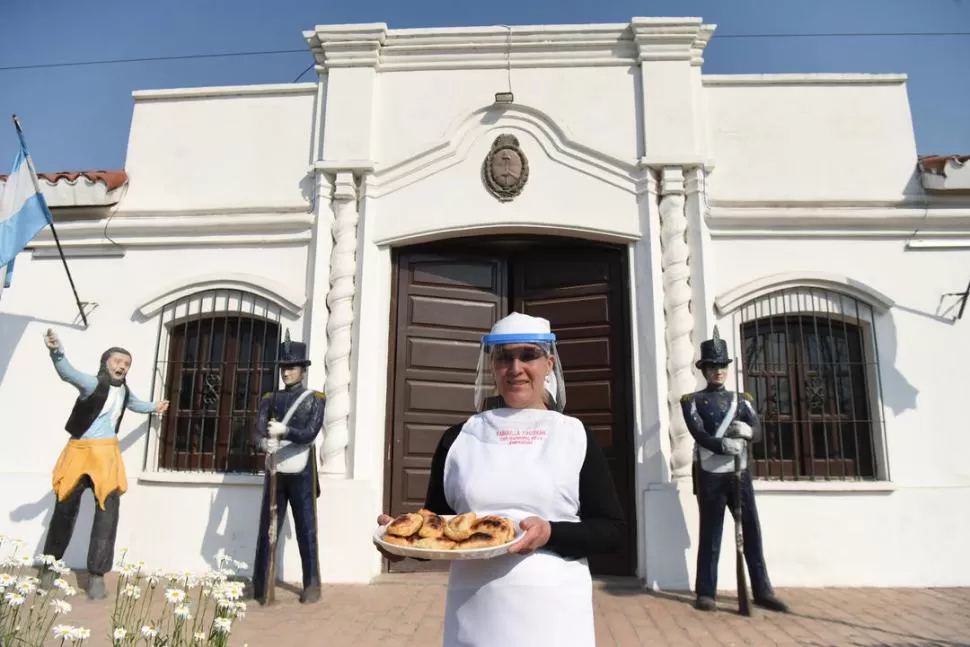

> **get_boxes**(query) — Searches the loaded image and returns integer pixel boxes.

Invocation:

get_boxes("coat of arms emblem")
[482,134,529,202]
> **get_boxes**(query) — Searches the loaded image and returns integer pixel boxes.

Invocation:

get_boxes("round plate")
[373,514,525,561]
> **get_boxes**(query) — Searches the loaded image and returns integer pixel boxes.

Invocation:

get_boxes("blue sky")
[1,0,968,171]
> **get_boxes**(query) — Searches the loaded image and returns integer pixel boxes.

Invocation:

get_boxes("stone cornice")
[702,73,908,87]
[132,83,317,101]
[706,198,970,238]
[313,160,376,174]
[26,210,314,249]
[631,17,714,62]
[303,18,716,72]
[689,26,715,66]
[304,23,387,69]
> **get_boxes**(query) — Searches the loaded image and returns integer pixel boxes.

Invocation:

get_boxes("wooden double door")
[383,237,637,576]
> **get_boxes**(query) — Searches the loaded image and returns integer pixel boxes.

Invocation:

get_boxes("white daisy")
[4,592,25,606]
[51,599,72,614]
[69,627,91,641]
[15,578,36,595]
[164,588,187,604]
[50,560,71,575]
[52,625,75,639]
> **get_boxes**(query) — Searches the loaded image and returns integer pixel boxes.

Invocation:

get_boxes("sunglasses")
[491,347,548,364]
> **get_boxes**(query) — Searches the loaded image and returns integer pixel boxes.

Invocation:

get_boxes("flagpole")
[11,115,88,328]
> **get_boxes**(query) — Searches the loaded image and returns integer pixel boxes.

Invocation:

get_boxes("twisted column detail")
[320,171,358,477]
[659,166,695,477]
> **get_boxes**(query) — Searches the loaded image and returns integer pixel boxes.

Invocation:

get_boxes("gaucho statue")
[39,329,169,599]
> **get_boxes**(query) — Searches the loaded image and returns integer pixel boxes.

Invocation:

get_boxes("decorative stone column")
[659,166,695,477]
[684,167,714,355]
[304,170,333,376]
[303,169,334,466]
[320,171,358,476]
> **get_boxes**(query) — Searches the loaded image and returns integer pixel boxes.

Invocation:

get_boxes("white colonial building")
[1,17,969,590]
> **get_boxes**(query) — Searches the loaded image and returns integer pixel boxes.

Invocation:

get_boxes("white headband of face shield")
[473,313,566,412]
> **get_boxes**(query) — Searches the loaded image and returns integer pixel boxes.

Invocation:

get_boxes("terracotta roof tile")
[0,170,128,191]
[918,155,970,175]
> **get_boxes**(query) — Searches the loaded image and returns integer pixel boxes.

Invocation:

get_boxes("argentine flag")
[0,134,52,269]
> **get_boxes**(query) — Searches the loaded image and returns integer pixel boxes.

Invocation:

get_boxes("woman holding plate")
[376,312,625,646]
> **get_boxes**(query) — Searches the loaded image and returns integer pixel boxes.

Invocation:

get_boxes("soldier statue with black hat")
[680,326,789,614]
[251,331,326,605]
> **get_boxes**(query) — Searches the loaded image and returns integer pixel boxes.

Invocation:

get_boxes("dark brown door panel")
[385,240,636,575]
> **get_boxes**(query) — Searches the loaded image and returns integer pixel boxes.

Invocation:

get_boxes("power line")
[0,48,306,72]
[292,62,315,83]
[714,31,970,39]
[0,31,968,73]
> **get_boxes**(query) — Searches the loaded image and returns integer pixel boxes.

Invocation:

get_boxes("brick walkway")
[59,573,970,646]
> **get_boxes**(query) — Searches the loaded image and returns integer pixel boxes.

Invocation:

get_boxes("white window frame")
[132,274,305,485]
[715,273,894,485]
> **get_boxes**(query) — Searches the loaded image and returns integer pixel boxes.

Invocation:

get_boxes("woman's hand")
[507,516,551,555]
[375,513,405,562]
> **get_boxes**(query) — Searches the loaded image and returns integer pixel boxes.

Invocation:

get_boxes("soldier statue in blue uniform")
[251,332,326,605]
[681,326,789,614]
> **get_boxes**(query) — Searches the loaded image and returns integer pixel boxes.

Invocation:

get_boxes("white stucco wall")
[0,245,311,579]
[642,70,970,590]
[703,75,921,202]
[704,240,970,588]
[2,18,968,593]
[0,84,331,584]
[121,84,318,213]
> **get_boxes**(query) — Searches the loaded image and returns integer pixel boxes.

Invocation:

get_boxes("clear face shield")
[473,332,567,413]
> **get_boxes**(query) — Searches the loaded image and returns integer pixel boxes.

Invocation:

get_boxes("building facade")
[1,17,969,589]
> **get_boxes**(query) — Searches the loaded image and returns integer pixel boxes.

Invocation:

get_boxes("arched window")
[722,283,888,481]
[152,290,283,473]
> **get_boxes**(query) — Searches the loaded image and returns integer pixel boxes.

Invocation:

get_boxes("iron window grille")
[150,289,282,473]
[731,288,888,481]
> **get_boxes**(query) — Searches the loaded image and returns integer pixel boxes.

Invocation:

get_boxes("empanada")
[472,516,515,543]
[412,536,457,550]
[382,512,516,552]
[457,532,504,549]
[443,512,477,541]
[386,512,423,537]
[418,513,446,539]
[382,534,414,547]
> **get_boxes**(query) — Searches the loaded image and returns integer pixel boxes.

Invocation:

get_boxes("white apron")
[442,408,595,647]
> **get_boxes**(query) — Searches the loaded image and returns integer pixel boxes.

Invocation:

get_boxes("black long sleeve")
[545,425,626,559]
[423,423,461,515]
